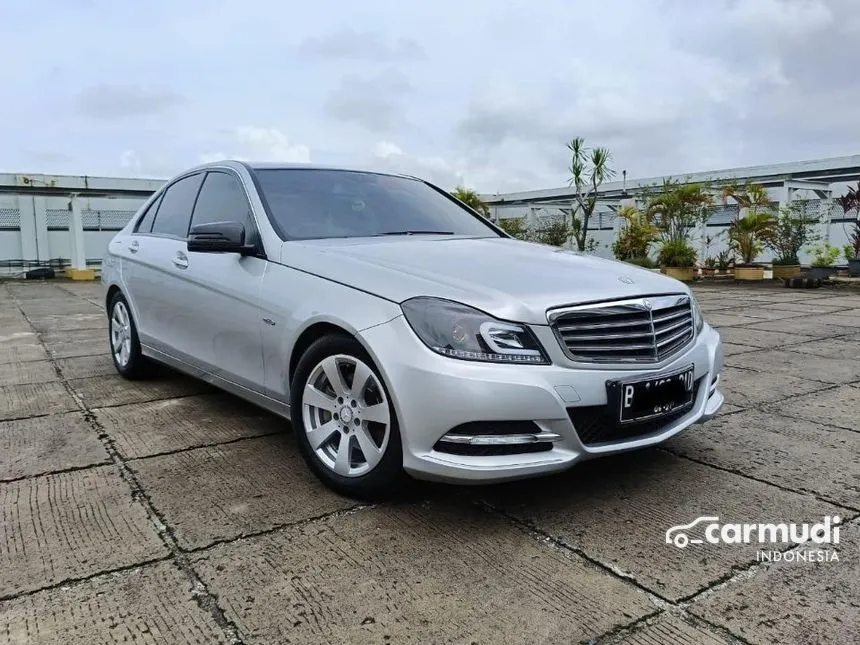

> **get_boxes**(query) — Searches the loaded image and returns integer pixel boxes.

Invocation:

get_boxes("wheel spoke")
[111,333,122,351]
[334,434,352,475]
[362,403,390,425]
[354,426,382,469]
[321,356,348,397]
[351,361,373,399]
[303,383,336,412]
[306,420,340,451]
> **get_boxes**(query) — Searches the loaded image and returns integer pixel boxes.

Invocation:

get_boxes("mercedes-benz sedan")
[101,161,724,498]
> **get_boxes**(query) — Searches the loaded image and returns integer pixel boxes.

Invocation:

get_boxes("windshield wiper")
[375,230,455,236]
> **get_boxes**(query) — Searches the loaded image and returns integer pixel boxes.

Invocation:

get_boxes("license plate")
[609,364,696,425]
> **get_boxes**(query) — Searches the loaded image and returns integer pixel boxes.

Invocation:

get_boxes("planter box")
[772,265,801,279]
[808,266,838,280]
[735,266,765,281]
[849,258,860,277]
[662,266,697,282]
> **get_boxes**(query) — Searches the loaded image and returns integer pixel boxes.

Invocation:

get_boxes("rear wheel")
[291,334,402,500]
[108,292,150,379]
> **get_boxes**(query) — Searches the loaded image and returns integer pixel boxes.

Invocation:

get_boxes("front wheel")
[291,334,403,500]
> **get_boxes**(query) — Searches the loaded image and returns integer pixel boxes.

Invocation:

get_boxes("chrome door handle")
[172,254,189,269]
[129,240,140,254]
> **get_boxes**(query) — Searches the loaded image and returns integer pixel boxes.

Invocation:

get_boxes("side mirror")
[187,221,256,255]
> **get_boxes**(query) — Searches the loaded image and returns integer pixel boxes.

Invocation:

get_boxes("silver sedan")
[101,161,724,498]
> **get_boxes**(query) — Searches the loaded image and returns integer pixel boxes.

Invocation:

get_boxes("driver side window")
[190,171,258,246]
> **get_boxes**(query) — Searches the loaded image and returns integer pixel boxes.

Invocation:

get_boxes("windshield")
[251,168,501,240]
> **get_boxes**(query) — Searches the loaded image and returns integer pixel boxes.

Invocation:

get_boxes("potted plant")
[722,181,775,281]
[611,205,660,270]
[702,256,717,277]
[715,249,734,277]
[727,211,775,280]
[658,238,698,281]
[836,181,860,277]
[765,203,820,280]
[809,243,841,279]
[846,244,860,277]
[645,178,712,280]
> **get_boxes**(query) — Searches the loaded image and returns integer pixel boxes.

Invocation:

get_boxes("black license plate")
[609,365,696,424]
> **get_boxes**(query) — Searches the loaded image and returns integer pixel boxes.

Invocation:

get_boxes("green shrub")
[810,243,840,267]
[658,239,697,267]
[626,256,656,269]
[497,217,530,241]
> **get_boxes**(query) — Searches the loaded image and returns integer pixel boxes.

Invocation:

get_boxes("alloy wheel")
[110,301,132,367]
[301,354,391,477]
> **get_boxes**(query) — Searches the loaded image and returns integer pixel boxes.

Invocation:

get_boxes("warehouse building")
[1,155,858,278]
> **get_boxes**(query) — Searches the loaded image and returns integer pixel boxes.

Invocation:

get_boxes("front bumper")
[359,315,724,484]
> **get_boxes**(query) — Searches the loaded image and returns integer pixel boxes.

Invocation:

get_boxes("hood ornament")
[618,275,635,285]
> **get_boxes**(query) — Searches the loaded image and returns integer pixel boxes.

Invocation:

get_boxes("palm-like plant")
[451,186,490,217]
[722,180,776,267]
[728,211,776,266]
[644,178,713,244]
[611,205,659,261]
[721,180,771,215]
[566,137,615,252]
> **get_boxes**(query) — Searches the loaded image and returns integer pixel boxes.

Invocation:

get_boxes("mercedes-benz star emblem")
[643,299,652,310]
[618,276,634,284]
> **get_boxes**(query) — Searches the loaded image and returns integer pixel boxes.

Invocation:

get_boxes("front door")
[180,170,267,392]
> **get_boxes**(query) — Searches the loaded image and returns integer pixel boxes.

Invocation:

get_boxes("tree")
[720,180,772,216]
[451,186,490,217]
[611,205,659,261]
[644,178,713,244]
[566,137,615,252]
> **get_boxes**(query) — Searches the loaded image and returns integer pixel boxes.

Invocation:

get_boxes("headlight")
[400,297,549,364]
[691,293,704,334]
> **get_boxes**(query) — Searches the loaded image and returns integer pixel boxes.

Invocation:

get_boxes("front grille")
[568,379,702,446]
[548,295,694,364]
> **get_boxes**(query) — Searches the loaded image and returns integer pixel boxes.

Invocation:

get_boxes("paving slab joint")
[7,287,247,645]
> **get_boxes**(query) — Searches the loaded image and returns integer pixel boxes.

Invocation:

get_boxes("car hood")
[280,236,689,325]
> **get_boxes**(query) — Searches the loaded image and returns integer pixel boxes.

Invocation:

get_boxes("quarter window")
[150,173,204,238]
[134,193,163,233]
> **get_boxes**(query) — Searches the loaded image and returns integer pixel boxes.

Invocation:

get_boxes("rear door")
[124,172,204,356]
[180,170,267,392]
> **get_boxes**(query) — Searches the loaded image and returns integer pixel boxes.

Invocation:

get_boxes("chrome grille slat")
[548,295,695,364]
[652,309,690,325]
[656,327,692,349]
[654,317,692,337]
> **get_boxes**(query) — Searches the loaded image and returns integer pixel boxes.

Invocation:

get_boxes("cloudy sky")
[2,0,858,193]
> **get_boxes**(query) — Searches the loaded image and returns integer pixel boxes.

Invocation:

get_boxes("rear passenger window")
[191,172,256,243]
[134,193,163,233]
[150,173,204,238]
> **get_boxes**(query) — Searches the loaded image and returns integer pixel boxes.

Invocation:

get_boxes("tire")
[107,291,151,379]
[291,334,403,500]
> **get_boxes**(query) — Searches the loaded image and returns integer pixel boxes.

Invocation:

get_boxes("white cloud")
[199,127,311,165]
[2,0,859,192]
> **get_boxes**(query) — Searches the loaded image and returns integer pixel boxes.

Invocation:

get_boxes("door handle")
[172,253,189,269]
[129,240,140,254]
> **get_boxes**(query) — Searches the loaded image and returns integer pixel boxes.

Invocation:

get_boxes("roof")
[482,154,860,205]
